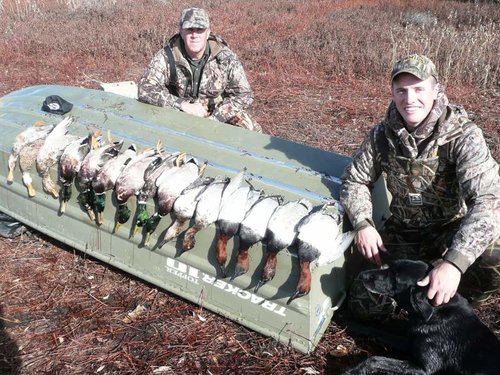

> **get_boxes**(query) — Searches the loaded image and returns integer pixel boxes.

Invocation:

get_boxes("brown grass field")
[0,0,499,374]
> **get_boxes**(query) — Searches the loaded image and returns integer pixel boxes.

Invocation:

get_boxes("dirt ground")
[1,1,499,374]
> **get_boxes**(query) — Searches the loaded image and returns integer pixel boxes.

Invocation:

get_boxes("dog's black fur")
[343,259,500,375]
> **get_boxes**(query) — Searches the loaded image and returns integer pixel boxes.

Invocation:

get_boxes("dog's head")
[359,259,435,322]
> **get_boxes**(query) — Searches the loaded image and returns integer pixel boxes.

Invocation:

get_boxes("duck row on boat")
[6,116,352,303]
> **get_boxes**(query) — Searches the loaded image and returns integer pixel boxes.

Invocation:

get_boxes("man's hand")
[417,260,461,306]
[180,101,209,118]
[355,226,385,265]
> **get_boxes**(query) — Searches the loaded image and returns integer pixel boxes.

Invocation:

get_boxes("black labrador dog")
[343,259,500,375]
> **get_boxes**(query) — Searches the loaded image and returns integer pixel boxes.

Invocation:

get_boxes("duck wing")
[266,199,312,252]
[92,144,137,195]
[114,149,157,204]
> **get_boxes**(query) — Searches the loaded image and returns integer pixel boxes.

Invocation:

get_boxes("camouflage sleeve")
[340,126,383,230]
[444,125,500,273]
[137,49,181,109]
[211,52,254,123]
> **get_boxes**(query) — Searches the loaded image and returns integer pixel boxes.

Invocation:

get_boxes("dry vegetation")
[0,0,499,374]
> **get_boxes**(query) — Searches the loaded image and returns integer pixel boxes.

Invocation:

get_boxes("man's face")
[391,73,438,131]
[180,27,210,59]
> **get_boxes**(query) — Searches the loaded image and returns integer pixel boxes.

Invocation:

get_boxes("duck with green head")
[76,137,123,221]
[92,144,137,225]
[113,147,159,233]
[59,129,101,214]
[132,151,184,238]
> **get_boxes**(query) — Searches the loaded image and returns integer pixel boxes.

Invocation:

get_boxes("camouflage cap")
[391,54,438,83]
[180,8,210,29]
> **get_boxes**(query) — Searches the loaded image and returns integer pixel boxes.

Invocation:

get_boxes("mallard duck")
[7,120,53,183]
[76,139,124,220]
[113,148,158,232]
[287,205,344,305]
[182,177,229,251]
[255,199,312,292]
[232,195,281,280]
[18,137,46,197]
[59,130,101,214]
[216,174,262,277]
[143,157,206,246]
[132,151,183,238]
[36,117,79,198]
[158,176,214,248]
[92,144,137,225]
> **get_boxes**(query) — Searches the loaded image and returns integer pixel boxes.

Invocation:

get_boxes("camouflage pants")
[347,217,500,320]
[226,111,262,133]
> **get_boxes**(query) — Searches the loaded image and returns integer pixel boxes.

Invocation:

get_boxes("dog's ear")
[409,286,434,322]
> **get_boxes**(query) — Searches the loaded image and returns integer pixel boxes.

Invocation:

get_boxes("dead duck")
[255,198,312,292]
[143,156,206,246]
[18,138,47,197]
[158,176,214,247]
[36,116,79,198]
[59,130,101,214]
[7,120,53,184]
[287,205,343,305]
[92,144,137,225]
[113,148,158,232]
[232,195,281,280]
[216,173,262,277]
[76,139,124,221]
[182,177,229,251]
[132,151,184,238]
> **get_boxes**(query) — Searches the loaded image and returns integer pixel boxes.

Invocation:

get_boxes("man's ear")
[410,286,434,322]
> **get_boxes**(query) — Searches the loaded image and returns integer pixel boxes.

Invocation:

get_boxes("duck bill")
[96,212,104,226]
[254,279,266,293]
[7,168,14,183]
[130,224,140,239]
[27,183,36,198]
[144,232,153,247]
[86,208,95,221]
[59,200,67,214]
[287,261,312,305]
[218,263,227,279]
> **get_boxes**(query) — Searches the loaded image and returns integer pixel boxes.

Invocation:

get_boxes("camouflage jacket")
[138,33,254,124]
[340,93,500,272]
